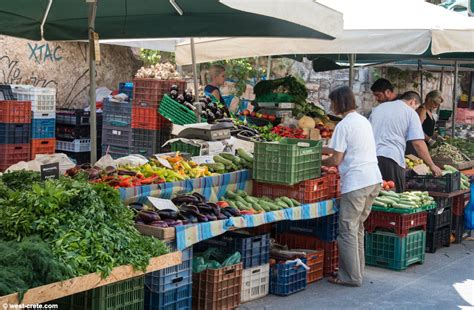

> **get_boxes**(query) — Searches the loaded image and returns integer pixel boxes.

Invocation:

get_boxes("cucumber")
[213,155,233,166]
[393,203,416,209]
[275,199,289,209]
[237,148,254,163]
[227,200,238,209]
[443,165,458,174]
[225,190,238,199]
[290,198,301,206]
[204,162,225,172]
[373,201,387,207]
[235,201,250,211]
[261,196,273,202]
[281,197,294,208]
[380,191,400,199]
[236,190,248,197]
[235,195,249,205]
[258,201,270,212]
[220,152,238,161]
[376,197,398,205]
[260,200,279,211]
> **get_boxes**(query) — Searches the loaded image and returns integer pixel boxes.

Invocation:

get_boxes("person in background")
[205,64,230,116]
[370,91,443,193]
[322,86,382,287]
[370,78,398,104]
[418,90,444,147]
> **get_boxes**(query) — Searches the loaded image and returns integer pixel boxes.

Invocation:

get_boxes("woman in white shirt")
[322,86,382,287]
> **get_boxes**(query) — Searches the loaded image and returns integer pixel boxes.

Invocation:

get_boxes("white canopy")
[173,0,474,65]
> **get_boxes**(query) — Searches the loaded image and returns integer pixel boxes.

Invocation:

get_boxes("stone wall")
[0,36,141,108]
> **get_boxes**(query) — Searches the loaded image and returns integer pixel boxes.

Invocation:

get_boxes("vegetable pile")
[446,137,474,160]
[254,76,308,102]
[271,125,307,139]
[221,190,302,214]
[373,191,434,209]
[431,143,471,164]
[233,120,281,142]
[0,171,168,280]
[443,165,471,190]
[204,149,253,174]
[135,62,180,80]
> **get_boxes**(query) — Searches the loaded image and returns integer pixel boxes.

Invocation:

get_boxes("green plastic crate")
[253,138,322,185]
[365,230,426,271]
[255,93,295,103]
[159,94,206,125]
[52,276,144,310]
[371,203,437,214]
[170,140,202,156]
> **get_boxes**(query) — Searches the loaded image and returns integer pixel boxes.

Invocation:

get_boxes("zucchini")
[258,202,270,212]
[227,200,238,209]
[225,190,238,199]
[235,201,250,211]
[213,155,233,166]
[236,190,248,197]
[373,201,387,207]
[443,165,458,174]
[376,197,398,205]
[235,195,249,205]
[281,197,295,208]
[237,148,254,163]
[290,198,301,206]
[380,191,400,199]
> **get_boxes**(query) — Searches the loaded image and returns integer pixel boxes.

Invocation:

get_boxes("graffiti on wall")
[0,54,58,88]
[27,43,62,64]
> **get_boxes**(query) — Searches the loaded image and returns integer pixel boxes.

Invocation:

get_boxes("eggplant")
[206,202,220,216]
[184,91,194,102]
[191,192,206,202]
[205,214,217,221]
[66,167,80,177]
[85,168,100,180]
[104,166,116,175]
[164,219,183,227]
[135,220,145,225]
[179,211,199,223]
[224,207,241,217]
[118,170,137,176]
[197,203,214,214]
[158,209,178,220]
[217,213,228,220]
[215,110,223,119]
[177,94,185,103]
[179,204,200,214]
[170,89,178,98]
[184,102,196,111]
[172,195,199,205]
[220,208,234,218]
[137,210,160,224]
[170,84,179,91]
[196,213,209,222]
[149,220,169,228]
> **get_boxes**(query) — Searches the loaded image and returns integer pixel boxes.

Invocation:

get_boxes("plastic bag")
[94,154,116,169]
[221,252,241,267]
[464,184,474,229]
[6,153,75,175]
[114,154,148,167]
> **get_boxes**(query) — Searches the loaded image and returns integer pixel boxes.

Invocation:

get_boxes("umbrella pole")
[452,61,459,137]
[349,54,355,88]
[88,0,98,164]
[266,56,272,80]
[439,67,444,91]
[418,59,423,99]
[190,38,201,122]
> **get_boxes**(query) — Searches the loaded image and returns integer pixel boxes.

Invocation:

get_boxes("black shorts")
[377,156,406,193]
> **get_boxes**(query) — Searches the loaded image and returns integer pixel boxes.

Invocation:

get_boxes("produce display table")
[428,189,470,198]
[0,251,181,305]
[138,199,338,250]
[119,169,251,204]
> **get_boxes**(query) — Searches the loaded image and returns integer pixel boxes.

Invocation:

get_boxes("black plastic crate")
[103,98,132,127]
[428,200,452,232]
[0,123,31,144]
[452,214,465,244]
[426,226,451,253]
[276,214,339,242]
[56,109,90,126]
[221,232,270,269]
[132,128,171,156]
[102,124,132,148]
[0,85,16,100]
[56,123,90,140]
[406,171,461,193]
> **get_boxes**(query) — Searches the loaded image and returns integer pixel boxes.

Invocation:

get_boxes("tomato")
[216,201,229,208]
[242,109,250,116]
[268,115,276,122]
[250,111,256,117]
[387,181,395,188]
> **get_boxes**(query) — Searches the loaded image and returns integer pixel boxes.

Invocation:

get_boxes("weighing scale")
[177,120,233,141]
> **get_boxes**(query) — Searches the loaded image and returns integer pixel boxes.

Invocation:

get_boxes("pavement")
[240,239,474,310]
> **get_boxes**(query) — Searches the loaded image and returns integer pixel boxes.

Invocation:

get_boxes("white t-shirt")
[369,100,424,168]
[330,112,382,194]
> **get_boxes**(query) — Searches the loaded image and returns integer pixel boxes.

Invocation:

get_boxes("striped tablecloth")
[175,199,338,250]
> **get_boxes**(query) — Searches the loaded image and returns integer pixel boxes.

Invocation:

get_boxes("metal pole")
[452,61,459,137]
[190,38,201,122]
[349,54,355,88]
[266,56,272,80]
[418,59,423,99]
[439,67,444,91]
[88,1,98,164]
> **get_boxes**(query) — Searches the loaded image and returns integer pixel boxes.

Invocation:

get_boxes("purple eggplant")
[220,209,233,218]
[158,209,178,220]
[135,220,145,225]
[164,219,183,227]
[224,207,241,217]
[149,220,169,228]
[137,210,161,224]
[197,203,214,214]
[118,170,137,176]
[196,213,208,222]
[178,211,199,223]
[206,203,220,216]
[217,213,228,220]
[191,192,206,202]
[204,213,217,221]
[172,195,199,205]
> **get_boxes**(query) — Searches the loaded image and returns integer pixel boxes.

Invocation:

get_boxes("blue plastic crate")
[0,123,31,144]
[277,214,339,241]
[221,232,270,269]
[119,82,133,99]
[144,248,192,310]
[31,118,55,139]
[270,260,307,296]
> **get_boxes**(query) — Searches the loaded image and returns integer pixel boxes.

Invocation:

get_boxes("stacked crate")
[425,197,452,253]
[364,207,429,270]
[145,247,192,310]
[56,109,103,164]
[0,97,31,171]
[101,97,132,159]
[131,79,186,157]
[194,231,270,305]
[11,85,56,159]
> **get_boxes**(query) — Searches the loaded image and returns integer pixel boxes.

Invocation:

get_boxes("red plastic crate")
[131,106,171,130]
[0,100,31,124]
[0,143,30,171]
[364,211,428,238]
[275,233,338,277]
[193,263,243,310]
[326,173,341,199]
[452,192,471,216]
[31,138,55,159]
[133,79,187,107]
[253,176,329,204]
